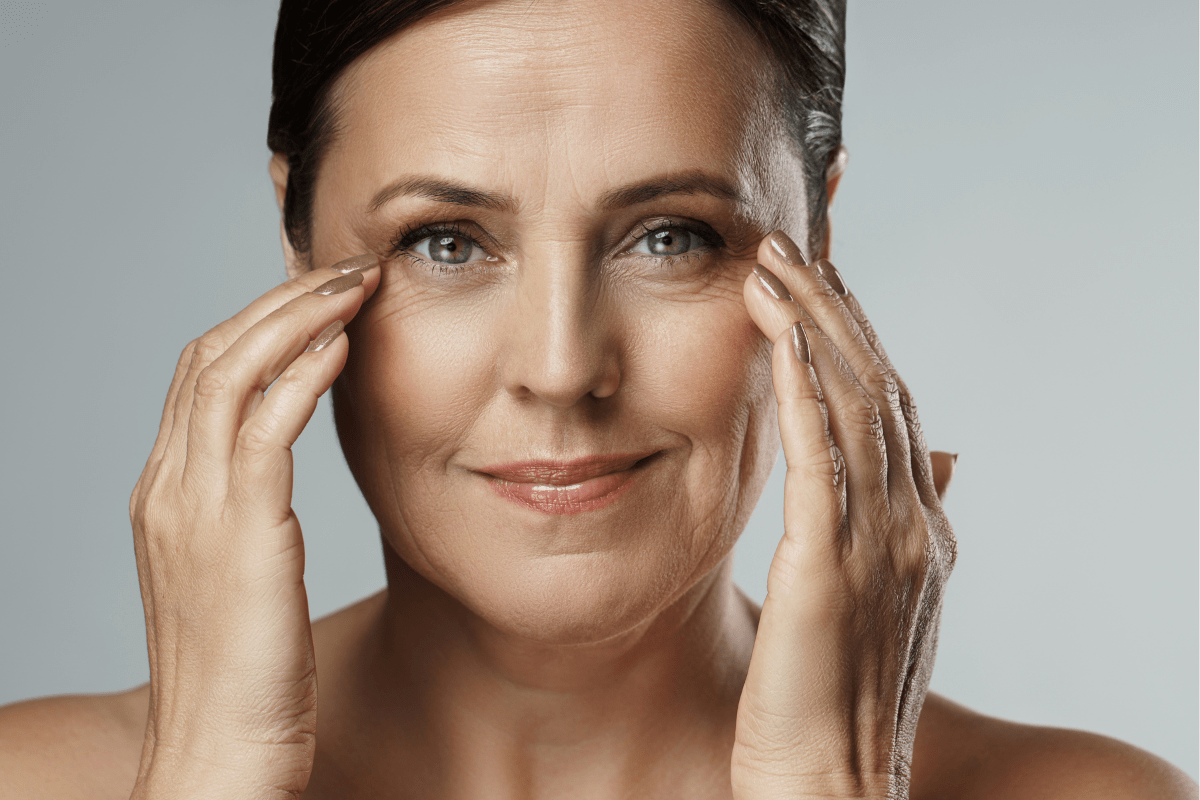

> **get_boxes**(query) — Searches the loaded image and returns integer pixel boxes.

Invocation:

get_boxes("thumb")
[929,451,958,503]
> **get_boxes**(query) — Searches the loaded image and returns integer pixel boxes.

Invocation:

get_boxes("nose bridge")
[501,239,619,406]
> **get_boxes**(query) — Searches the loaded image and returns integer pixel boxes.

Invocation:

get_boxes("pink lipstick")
[478,452,657,515]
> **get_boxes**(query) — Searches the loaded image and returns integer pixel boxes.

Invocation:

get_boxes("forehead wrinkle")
[329,0,804,236]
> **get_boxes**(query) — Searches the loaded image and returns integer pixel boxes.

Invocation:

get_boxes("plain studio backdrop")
[1,0,1196,779]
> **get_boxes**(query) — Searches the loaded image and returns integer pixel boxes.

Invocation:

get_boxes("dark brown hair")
[267,0,847,258]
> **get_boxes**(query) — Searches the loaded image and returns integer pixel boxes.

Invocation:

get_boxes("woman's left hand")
[731,230,958,800]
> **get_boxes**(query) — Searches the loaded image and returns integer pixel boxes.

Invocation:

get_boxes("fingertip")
[330,253,381,274]
[764,229,808,267]
[790,321,810,365]
[305,319,345,353]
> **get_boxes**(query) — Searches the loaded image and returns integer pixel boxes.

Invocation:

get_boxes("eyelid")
[389,220,499,266]
[624,217,724,253]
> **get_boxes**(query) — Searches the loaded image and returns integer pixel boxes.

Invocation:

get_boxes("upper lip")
[478,452,658,485]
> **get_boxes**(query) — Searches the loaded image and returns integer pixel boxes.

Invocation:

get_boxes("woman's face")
[306,0,811,644]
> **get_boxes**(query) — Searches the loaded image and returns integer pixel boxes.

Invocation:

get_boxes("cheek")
[630,281,775,460]
[337,276,492,523]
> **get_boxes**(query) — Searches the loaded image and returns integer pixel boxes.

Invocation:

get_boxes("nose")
[498,243,621,407]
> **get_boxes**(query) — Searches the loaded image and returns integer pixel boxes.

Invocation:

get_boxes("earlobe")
[268,152,289,212]
[825,144,848,204]
[279,217,305,279]
[268,153,306,279]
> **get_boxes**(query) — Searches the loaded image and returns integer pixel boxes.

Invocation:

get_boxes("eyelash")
[387,219,726,273]
[388,221,481,273]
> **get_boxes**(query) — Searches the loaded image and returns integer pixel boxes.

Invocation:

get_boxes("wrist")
[130,738,313,800]
[732,770,899,800]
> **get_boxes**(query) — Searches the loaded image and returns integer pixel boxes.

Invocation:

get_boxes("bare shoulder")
[0,684,148,800]
[912,691,1198,800]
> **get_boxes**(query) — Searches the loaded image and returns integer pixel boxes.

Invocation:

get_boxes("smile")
[478,452,660,515]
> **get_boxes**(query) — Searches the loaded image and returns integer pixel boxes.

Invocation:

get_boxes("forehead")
[325,0,798,213]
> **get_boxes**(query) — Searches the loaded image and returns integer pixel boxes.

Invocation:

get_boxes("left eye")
[631,226,704,258]
[411,233,488,265]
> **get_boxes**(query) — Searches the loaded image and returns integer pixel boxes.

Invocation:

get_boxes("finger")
[759,232,913,500]
[827,266,941,509]
[744,263,890,505]
[738,321,855,759]
[228,324,349,528]
[929,451,957,503]
[131,339,197,506]
[181,273,367,490]
[772,321,848,578]
[163,254,381,483]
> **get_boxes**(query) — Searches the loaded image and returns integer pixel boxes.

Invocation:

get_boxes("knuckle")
[235,419,278,460]
[137,497,175,550]
[190,333,228,366]
[178,339,200,370]
[128,480,146,526]
[879,369,900,399]
[844,392,884,436]
[193,363,236,403]
[277,360,310,389]
[899,385,922,427]
[792,437,844,484]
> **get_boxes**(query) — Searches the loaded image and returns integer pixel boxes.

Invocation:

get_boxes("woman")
[0,0,1194,797]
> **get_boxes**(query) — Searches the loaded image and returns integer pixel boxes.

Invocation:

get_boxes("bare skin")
[0,1,1195,798]
[0,606,1194,799]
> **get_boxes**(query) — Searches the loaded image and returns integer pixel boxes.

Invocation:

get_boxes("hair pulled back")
[268,0,847,259]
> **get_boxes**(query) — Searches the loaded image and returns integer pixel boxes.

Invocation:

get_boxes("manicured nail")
[753,263,792,302]
[313,271,364,296]
[816,259,848,296]
[305,319,345,353]
[331,253,379,273]
[767,230,807,265]
[790,321,810,364]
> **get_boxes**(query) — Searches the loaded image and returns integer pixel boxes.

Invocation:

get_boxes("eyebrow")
[368,175,517,214]
[367,170,745,215]
[597,170,745,211]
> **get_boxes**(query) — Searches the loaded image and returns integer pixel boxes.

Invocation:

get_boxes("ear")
[929,451,958,504]
[269,152,307,279]
[817,144,849,262]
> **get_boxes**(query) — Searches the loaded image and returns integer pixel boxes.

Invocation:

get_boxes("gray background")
[1,0,1195,779]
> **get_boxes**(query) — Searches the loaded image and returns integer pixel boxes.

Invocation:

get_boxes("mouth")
[477,451,661,516]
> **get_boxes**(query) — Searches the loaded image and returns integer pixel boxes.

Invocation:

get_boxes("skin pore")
[285,1,809,794]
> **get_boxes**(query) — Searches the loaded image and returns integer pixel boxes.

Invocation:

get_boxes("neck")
[329,549,757,799]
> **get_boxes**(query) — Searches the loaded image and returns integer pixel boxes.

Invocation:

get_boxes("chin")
[381,503,735,648]
[457,550,704,646]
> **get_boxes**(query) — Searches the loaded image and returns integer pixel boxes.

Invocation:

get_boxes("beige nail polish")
[331,253,379,273]
[767,230,807,265]
[790,321,810,364]
[816,259,848,296]
[305,319,345,353]
[313,271,364,296]
[753,264,792,302]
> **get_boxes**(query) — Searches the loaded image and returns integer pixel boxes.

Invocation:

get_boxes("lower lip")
[485,468,639,515]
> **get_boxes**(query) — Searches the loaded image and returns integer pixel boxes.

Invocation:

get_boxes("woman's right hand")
[126,254,381,800]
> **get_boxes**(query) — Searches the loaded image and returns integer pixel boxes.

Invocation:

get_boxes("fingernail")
[313,271,364,295]
[305,319,345,353]
[767,230,807,265]
[816,259,848,296]
[753,263,792,302]
[331,253,379,273]
[790,321,810,364]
